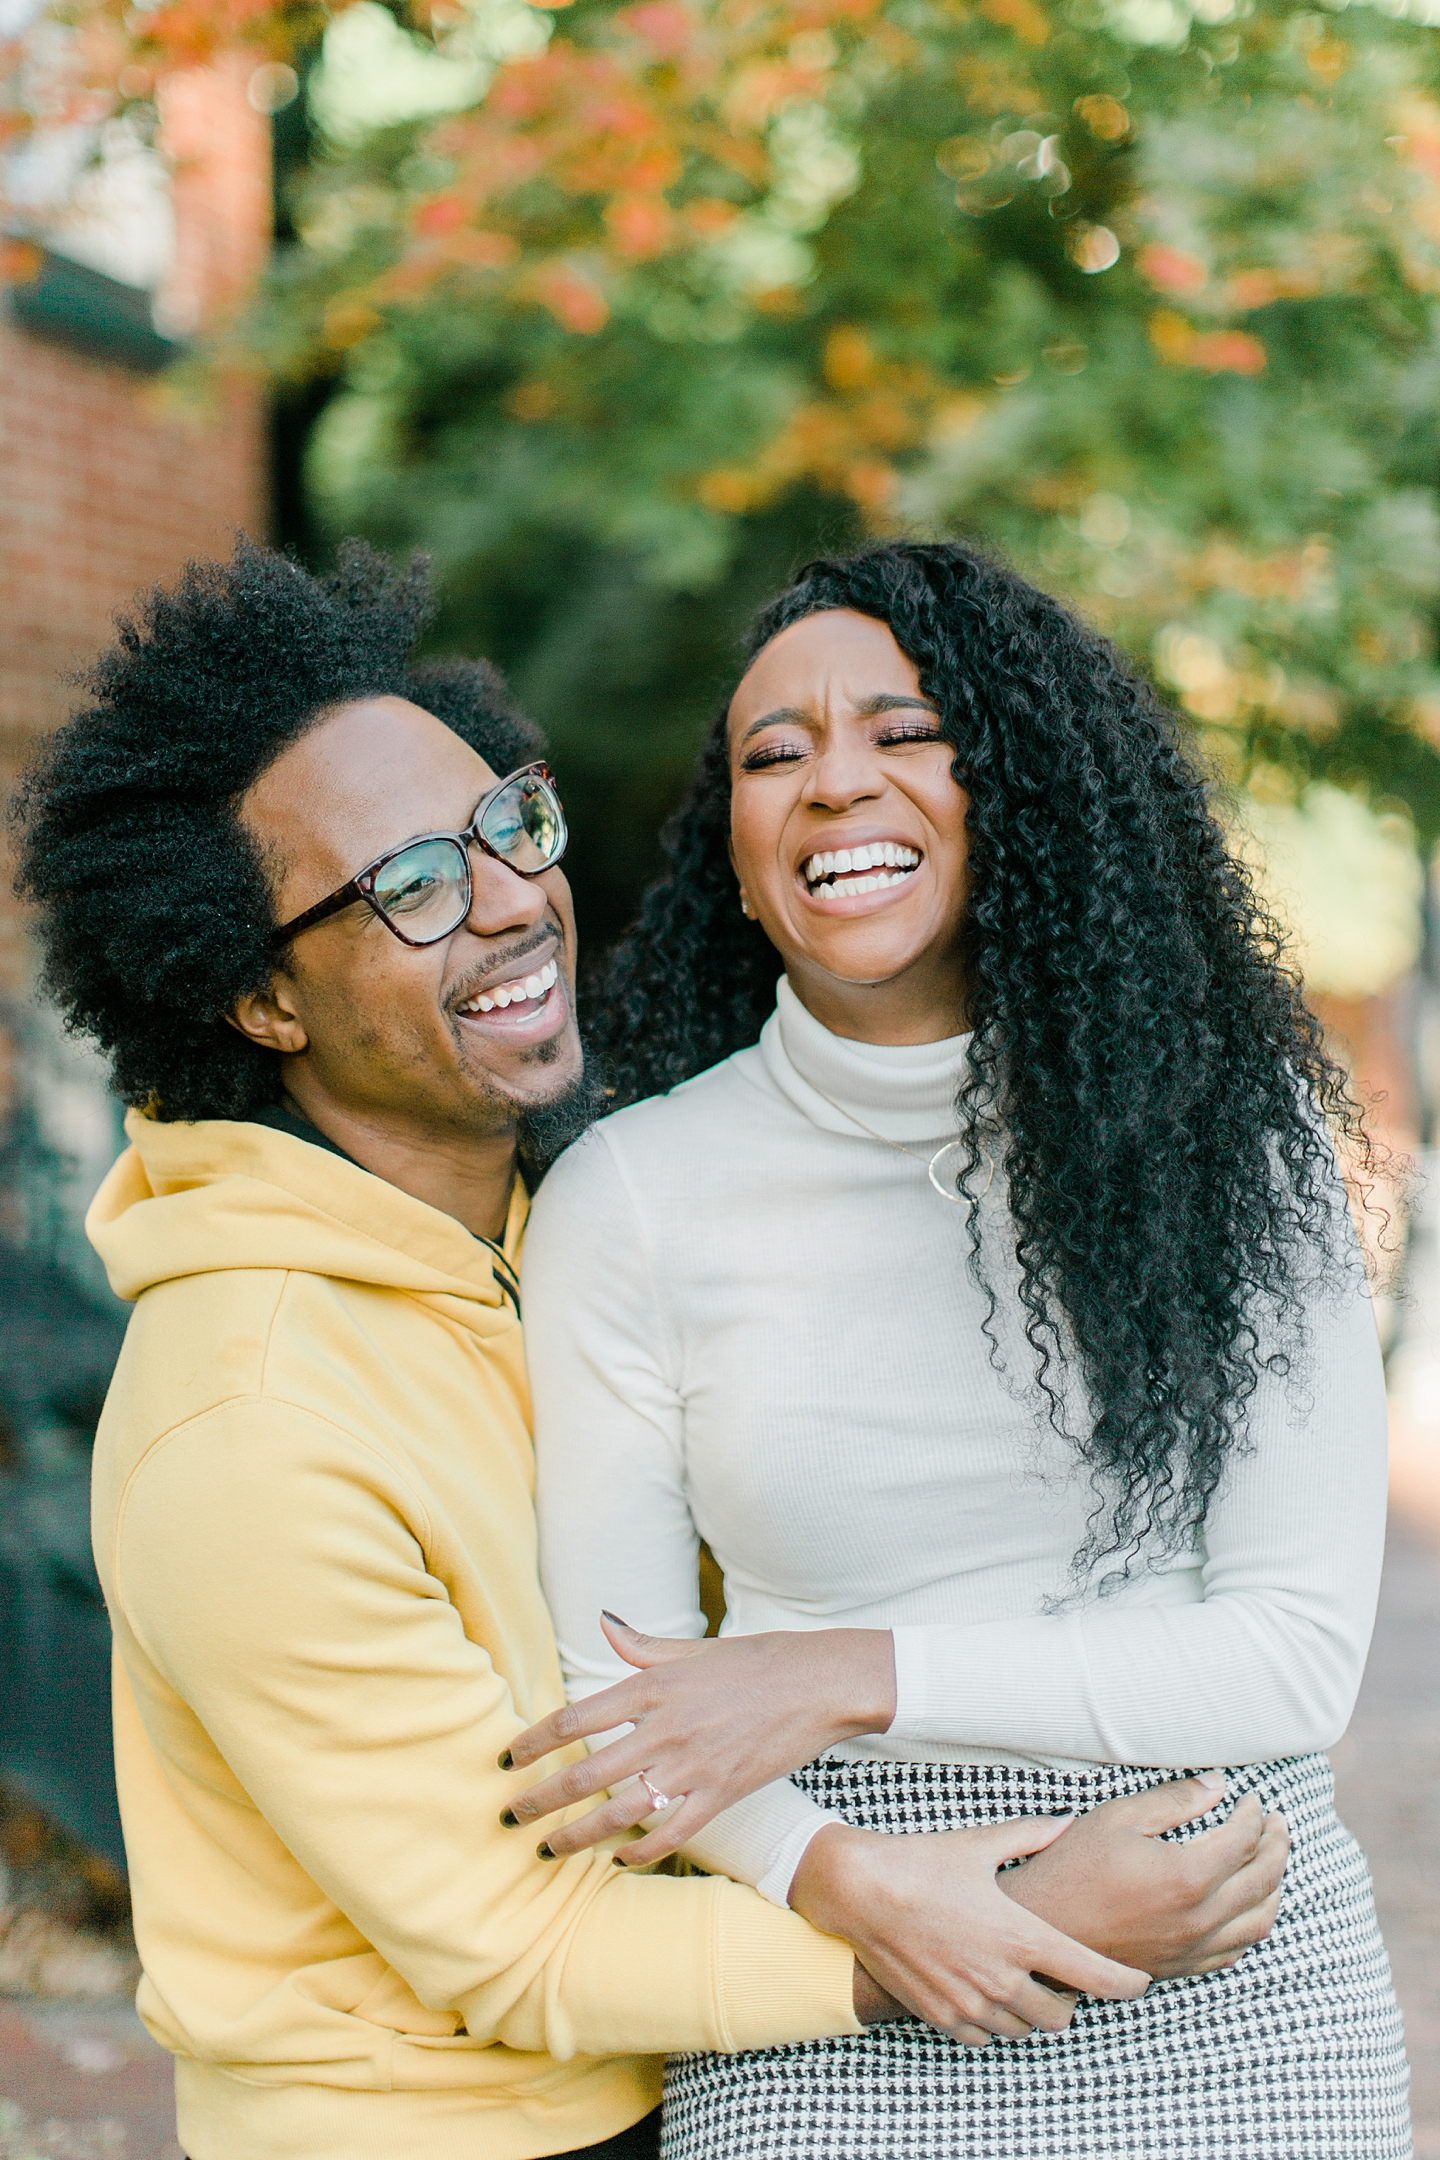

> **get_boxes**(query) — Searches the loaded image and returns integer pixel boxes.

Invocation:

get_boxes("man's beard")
[516,1051,607,1183]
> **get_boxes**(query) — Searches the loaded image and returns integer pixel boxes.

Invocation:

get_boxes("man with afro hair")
[9,537,878,2158]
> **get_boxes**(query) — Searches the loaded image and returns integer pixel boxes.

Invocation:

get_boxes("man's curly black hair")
[11,537,544,1124]
[592,540,1374,1578]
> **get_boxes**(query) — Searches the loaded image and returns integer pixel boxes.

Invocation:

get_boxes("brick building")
[0,57,271,998]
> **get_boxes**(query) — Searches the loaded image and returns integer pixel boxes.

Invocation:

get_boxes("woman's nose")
[802,743,886,811]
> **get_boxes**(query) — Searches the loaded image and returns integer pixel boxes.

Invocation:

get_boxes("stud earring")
[739,893,751,918]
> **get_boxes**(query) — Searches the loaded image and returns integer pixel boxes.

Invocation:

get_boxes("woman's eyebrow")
[736,705,814,744]
[855,693,942,718]
[736,691,940,746]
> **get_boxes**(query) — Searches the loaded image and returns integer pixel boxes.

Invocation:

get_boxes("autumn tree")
[10,0,1440,948]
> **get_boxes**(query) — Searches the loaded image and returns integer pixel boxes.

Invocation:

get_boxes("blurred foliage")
[14,0,1440,944]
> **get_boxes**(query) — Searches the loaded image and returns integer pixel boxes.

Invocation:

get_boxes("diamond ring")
[639,1772,679,1813]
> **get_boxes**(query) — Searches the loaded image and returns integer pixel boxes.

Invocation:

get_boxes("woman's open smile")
[799,837,923,905]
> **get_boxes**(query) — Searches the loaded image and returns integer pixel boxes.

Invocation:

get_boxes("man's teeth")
[803,843,920,898]
[462,956,558,1014]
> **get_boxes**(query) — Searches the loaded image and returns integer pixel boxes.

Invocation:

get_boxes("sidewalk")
[1,1501,1437,2158]
[0,1997,177,2159]
[1333,1497,1440,2156]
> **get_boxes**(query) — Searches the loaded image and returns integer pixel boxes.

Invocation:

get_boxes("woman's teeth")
[461,957,558,1015]
[803,842,920,900]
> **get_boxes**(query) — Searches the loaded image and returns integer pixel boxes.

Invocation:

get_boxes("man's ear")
[227,972,310,1057]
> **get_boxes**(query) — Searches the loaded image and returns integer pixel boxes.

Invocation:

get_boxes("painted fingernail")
[537,1842,557,1861]
[498,1750,514,1771]
[601,1610,630,1628]
[499,1808,519,1829]
[613,1853,630,1867]
[1195,1772,1226,1794]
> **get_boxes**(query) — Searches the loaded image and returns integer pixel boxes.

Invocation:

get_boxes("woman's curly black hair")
[593,540,1374,1577]
[11,536,543,1123]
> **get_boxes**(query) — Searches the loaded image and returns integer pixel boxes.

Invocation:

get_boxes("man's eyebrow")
[737,691,940,745]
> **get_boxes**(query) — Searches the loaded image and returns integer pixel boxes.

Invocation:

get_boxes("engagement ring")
[639,1773,679,1813]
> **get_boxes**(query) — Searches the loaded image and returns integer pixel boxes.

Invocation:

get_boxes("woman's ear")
[227,976,309,1056]
[725,835,753,917]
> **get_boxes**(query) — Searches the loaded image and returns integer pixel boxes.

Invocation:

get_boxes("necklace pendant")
[927,1139,993,1202]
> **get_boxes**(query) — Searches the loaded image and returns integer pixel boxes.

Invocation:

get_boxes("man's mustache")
[448,920,563,1012]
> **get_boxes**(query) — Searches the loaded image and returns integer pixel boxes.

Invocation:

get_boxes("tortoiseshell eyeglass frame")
[270,761,567,950]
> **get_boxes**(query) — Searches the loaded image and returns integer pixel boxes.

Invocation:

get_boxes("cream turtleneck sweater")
[523,981,1388,1905]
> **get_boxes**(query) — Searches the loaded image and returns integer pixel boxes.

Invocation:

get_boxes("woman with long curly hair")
[510,541,1410,2156]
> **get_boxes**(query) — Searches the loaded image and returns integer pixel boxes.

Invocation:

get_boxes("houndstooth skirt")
[663,1753,1412,2160]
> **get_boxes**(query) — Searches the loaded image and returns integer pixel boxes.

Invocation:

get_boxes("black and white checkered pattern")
[663,1753,1412,2159]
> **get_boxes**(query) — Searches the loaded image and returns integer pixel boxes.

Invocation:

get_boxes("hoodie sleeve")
[108,1396,859,2063]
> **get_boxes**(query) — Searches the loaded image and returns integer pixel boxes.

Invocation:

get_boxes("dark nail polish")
[601,1610,629,1628]
[498,1750,514,1771]
[537,1842,556,1861]
[612,1853,629,1867]
[499,1808,519,1829]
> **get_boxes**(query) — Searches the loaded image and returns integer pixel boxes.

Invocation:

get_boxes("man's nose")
[464,847,550,936]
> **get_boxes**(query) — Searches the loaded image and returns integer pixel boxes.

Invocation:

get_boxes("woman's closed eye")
[740,725,946,773]
[875,725,946,748]
[739,738,809,771]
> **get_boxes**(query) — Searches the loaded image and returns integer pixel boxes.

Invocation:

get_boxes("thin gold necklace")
[801,1075,994,1204]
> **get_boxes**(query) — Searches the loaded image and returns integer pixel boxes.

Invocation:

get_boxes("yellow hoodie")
[87,1114,856,2160]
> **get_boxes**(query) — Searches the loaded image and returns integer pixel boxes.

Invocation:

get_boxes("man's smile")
[453,947,568,1041]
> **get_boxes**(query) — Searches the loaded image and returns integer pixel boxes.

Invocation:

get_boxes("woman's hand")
[1000,1776,1290,1978]
[501,1615,896,1864]
[790,1813,1150,2046]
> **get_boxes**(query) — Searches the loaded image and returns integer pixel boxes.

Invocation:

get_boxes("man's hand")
[790,1813,1150,2047]
[1001,1775,1290,1979]
[852,1961,905,2026]
[501,1616,896,1865]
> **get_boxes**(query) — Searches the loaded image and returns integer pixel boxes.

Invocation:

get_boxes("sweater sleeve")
[887,1208,1389,1764]
[526,1130,840,1904]
[111,1399,859,2062]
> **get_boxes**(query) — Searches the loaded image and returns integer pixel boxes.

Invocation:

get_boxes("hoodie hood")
[88,1110,523,1317]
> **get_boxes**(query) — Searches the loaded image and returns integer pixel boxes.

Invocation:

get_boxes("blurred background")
[2,0,1440,2145]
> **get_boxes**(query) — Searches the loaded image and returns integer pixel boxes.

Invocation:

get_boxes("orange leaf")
[979,0,1050,48]
[697,467,756,512]
[1190,329,1266,375]
[531,262,610,333]
[845,459,897,507]
[1138,243,1207,296]
[0,238,43,284]
[415,196,468,237]
[824,324,876,390]
[1149,308,1197,363]
[616,2,697,58]
[604,193,673,257]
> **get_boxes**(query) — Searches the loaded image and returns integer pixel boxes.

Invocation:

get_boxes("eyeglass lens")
[481,771,565,874]
[371,838,470,940]
[368,772,565,940]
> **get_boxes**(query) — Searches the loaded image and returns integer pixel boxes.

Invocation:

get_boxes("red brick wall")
[0,60,269,1003]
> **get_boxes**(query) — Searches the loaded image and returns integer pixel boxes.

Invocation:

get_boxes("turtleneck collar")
[758,975,972,1144]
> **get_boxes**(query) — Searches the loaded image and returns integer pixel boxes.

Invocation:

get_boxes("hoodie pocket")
[350,1962,464,2039]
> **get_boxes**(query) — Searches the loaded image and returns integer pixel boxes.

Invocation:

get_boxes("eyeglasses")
[272,762,568,950]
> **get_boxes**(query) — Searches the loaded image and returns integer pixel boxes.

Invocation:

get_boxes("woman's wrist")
[822,1628,897,1741]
